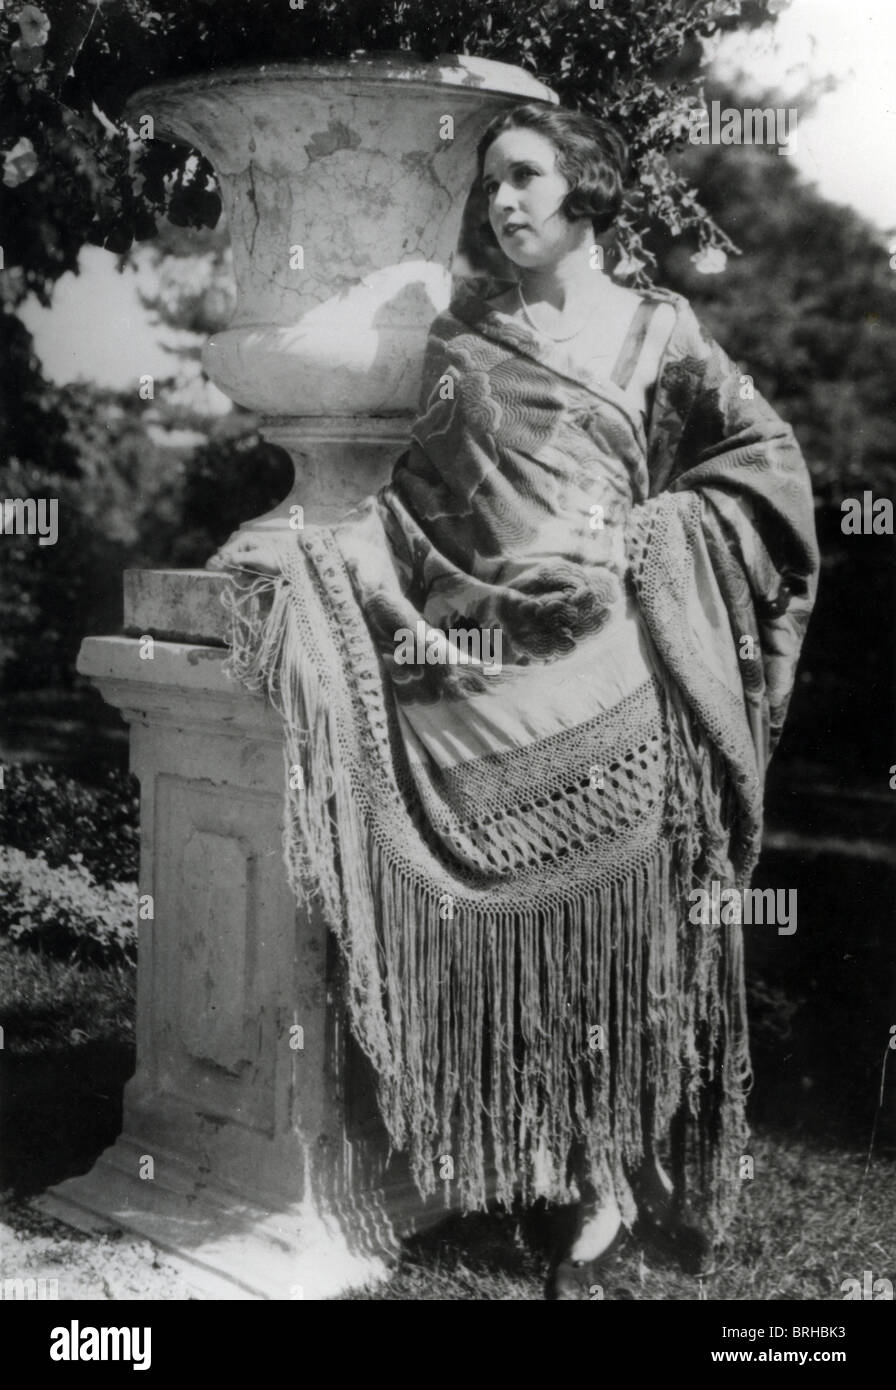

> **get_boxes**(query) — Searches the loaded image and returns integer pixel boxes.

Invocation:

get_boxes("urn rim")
[125,51,558,127]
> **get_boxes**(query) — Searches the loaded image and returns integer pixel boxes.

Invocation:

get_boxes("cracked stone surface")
[132,59,556,419]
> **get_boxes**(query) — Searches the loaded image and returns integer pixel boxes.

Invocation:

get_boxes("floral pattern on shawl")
[334,275,819,868]
[338,283,659,702]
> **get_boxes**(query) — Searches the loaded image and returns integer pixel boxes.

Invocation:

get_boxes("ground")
[0,1132,892,1300]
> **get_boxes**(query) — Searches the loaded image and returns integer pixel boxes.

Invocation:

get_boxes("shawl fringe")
[221,542,752,1236]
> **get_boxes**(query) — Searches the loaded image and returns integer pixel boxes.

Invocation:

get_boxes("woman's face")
[481,127,588,270]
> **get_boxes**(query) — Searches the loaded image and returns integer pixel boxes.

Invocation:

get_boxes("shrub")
[0,847,137,967]
[0,936,135,1056]
[0,763,139,885]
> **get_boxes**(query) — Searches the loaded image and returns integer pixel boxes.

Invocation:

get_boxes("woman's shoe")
[545,1194,624,1300]
[630,1160,711,1275]
[547,1256,605,1301]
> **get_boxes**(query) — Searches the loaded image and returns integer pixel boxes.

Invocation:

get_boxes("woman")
[217,103,819,1298]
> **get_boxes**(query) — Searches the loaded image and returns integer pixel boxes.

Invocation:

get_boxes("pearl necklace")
[516,281,591,343]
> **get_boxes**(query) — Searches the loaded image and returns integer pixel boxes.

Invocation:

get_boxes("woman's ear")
[594,227,625,276]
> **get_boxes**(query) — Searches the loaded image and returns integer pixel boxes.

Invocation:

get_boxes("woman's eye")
[483,168,536,198]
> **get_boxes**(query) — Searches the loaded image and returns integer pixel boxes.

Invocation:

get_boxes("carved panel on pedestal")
[152,775,286,1136]
[179,830,253,1071]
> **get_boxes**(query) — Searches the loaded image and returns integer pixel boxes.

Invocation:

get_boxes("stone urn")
[129,54,556,528]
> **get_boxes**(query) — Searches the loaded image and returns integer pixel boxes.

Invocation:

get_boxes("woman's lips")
[502,223,529,236]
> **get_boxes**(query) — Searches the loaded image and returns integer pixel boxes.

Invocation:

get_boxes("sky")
[22,247,228,407]
[711,0,896,232]
[21,0,896,393]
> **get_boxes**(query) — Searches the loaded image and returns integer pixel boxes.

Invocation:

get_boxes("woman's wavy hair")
[474,103,629,245]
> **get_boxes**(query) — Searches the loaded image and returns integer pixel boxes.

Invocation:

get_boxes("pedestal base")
[38,1137,395,1301]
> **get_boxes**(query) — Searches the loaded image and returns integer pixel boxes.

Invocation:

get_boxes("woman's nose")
[494,181,517,211]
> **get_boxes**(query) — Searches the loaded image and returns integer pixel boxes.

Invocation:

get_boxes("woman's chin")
[496,244,525,269]
[497,242,549,270]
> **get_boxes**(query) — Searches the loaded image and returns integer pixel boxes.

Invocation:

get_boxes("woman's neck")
[518,244,611,311]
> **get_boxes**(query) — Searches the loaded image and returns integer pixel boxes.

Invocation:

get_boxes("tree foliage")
[658,91,896,503]
[1,0,786,308]
[0,378,184,688]
[653,86,896,781]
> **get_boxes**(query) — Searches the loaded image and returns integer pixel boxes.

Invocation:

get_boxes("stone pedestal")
[40,574,452,1298]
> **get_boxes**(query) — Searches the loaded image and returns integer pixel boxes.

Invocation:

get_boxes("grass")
[337,1134,895,1300]
[0,939,134,1056]
[2,1130,888,1301]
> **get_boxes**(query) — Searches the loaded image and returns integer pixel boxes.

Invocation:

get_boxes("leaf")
[11,39,43,73]
[3,136,39,188]
[17,5,51,48]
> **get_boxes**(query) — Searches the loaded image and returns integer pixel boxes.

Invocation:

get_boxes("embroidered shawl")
[224,276,819,1229]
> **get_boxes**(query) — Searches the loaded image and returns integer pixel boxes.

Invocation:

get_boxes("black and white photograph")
[0,0,893,1340]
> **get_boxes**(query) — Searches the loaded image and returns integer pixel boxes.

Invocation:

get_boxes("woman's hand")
[206,529,289,576]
